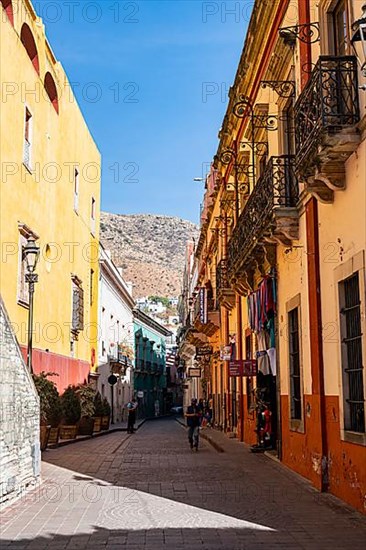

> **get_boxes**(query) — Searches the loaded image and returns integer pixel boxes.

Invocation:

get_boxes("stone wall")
[0,296,40,508]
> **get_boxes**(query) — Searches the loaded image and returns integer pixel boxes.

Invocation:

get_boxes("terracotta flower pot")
[93,417,102,433]
[78,417,95,436]
[101,415,110,431]
[40,425,51,451]
[59,425,78,440]
[47,427,60,447]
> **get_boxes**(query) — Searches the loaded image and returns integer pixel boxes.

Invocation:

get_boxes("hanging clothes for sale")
[257,350,271,375]
[247,274,277,334]
[267,348,276,376]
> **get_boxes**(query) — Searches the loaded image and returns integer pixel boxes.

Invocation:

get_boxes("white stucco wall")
[97,248,135,422]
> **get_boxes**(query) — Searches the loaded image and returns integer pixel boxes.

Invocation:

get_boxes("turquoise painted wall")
[133,320,167,418]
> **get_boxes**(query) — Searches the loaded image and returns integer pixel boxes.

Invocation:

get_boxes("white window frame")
[91,196,96,235]
[23,105,33,172]
[74,168,79,213]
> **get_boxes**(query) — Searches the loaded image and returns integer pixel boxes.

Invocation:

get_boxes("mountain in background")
[100,212,199,299]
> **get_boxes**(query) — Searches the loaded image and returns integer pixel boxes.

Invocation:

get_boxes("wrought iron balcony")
[228,156,299,288]
[295,56,360,201]
[216,259,235,310]
[192,288,219,336]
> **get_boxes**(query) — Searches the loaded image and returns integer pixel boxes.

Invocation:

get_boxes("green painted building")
[133,309,172,418]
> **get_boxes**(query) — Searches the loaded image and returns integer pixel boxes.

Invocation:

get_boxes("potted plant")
[59,386,81,439]
[76,384,96,436]
[93,392,104,433]
[101,397,111,430]
[47,391,62,447]
[32,372,61,450]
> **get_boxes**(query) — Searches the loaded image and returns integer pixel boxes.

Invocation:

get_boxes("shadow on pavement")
[1,418,365,549]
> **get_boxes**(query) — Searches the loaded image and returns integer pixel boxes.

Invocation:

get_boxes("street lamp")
[23,236,40,373]
[351,4,366,82]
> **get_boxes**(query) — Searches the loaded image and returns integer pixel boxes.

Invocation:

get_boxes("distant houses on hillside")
[135,296,180,336]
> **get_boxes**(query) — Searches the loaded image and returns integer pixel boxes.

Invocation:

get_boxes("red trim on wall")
[20,346,90,393]
[298,0,312,89]
[1,0,14,25]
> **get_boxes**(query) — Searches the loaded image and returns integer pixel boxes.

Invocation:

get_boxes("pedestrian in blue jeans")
[185,398,202,451]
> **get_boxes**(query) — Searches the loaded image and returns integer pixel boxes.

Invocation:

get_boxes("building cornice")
[133,308,172,338]
[99,246,135,310]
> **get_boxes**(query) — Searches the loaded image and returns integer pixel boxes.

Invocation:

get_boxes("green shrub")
[102,397,111,416]
[32,372,62,427]
[93,391,104,417]
[75,384,96,418]
[60,386,81,425]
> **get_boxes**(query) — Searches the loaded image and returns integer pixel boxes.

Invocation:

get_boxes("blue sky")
[39,1,252,223]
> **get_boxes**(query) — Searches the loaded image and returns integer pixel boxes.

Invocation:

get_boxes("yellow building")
[180,0,366,514]
[0,0,101,390]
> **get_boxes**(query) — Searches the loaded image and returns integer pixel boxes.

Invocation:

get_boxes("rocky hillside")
[100,212,199,298]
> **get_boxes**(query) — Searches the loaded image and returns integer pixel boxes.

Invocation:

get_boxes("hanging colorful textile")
[246,274,277,333]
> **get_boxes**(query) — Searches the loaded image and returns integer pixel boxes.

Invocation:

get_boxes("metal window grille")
[340,273,365,433]
[23,138,31,168]
[288,307,302,420]
[72,281,84,333]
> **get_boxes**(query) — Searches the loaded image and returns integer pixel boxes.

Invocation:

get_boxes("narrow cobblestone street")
[1,419,365,549]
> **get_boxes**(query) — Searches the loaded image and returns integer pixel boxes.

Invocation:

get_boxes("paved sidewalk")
[49,418,146,449]
[1,418,365,549]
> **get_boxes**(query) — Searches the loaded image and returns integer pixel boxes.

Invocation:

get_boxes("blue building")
[133,309,172,418]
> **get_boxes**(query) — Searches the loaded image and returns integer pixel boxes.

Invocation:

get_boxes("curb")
[175,418,225,453]
[46,419,146,450]
[200,431,225,453]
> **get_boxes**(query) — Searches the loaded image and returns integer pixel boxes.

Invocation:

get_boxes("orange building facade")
[178,0,366,513]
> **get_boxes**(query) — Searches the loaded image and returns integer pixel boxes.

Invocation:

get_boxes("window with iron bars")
[288,307,302,421]
[71,277,84,338]
[339,272,365,433]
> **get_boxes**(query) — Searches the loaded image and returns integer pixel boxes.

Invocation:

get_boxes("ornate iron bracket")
[210,227,227,237]
[220,148,235,165]
[233,94,253,118]
[279,22,320,46]
[240,141,268,157]
[220,199,236,211]
[261,80,296,98]
[252,114,279,131]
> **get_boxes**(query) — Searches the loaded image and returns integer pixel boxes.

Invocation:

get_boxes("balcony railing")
[216,258,235,310]
[295,56,360,174]
[228,156,298,277]
[216,259,229,291]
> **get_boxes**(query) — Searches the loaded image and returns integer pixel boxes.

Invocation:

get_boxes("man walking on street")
[126,398,138,434]
[185,398,202,451]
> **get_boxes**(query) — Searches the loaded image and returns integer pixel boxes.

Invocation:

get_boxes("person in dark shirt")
[185,398,202,451]
[126,398,138,434]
